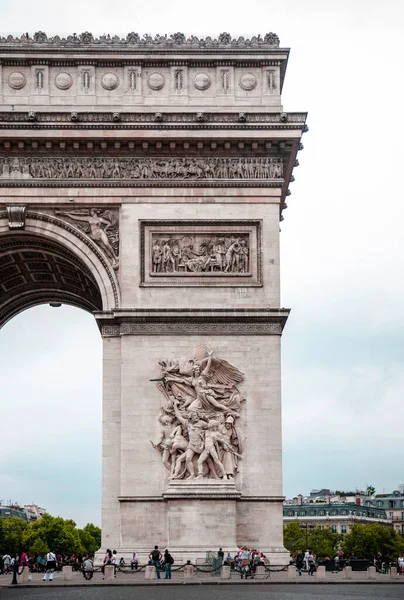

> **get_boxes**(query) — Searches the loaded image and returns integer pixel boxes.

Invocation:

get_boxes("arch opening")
[0,232,103,328]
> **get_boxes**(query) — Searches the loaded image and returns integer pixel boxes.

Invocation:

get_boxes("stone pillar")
[144,565,156,580]
[316,565,326,579]
[221,565,231,579]
[104,565,114,580]
[19,568,30,583]
[183,564,195,579]
[287,565,295,578]
[62,566,72,580]
[367,566,376,579]
[343,566,352,579]
[390,566,397,578]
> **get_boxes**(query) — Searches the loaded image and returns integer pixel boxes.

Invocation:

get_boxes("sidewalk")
[0,569,403,587]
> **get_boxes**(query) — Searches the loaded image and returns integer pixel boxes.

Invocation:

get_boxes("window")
[389,512,394,519]
[309,510,315,516]
[288,512,294,517]
[318,510,325,516]
[401,512,404,520]
[389,501,396,508]
[340,510,347,515]
[332,525,337,533]
[365,501,370,506]
[377,501,383,508]
[299,511,306,516]
[341,525,347,534]
[401,501,404,508]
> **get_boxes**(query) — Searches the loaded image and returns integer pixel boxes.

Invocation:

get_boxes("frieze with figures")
[0,157,283,181]
[151,233,249,275]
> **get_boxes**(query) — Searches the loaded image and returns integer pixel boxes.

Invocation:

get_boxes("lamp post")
[11,549,20,585]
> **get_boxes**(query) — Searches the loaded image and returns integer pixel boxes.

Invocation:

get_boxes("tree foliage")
[341,524,404,559]
[284,522,341,559]
[0,514,101,557]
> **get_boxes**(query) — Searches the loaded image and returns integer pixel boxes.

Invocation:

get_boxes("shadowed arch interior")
[0,232,103,328]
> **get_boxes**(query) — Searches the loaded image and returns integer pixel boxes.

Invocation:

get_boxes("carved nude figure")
[196,419,228,478]
[56,208,119,269]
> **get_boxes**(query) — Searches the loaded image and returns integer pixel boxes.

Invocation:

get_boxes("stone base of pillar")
[221,565,231,579]
[367,566,376,579]
[390,566,397,578]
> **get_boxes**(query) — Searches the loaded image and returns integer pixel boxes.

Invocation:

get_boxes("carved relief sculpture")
[55,209,119,269]
[151,233,249,275]
[151,343,244,481]
[0,157,283,181]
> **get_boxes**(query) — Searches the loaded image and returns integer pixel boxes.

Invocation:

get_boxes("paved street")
[0,584,403,600]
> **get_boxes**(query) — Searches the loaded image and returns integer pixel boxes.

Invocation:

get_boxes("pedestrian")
[112,550,117,577]
[295,550,304,576]
[102,549,112,578]
[164,549,174,579]
[218,547,224,563]
[131,552,138,570]
[82,555,94,580]
[43,550,57,581]
[2,554,11,574]
[149,545,162,579]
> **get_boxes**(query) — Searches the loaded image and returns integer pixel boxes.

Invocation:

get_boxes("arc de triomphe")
[0,31,306,563]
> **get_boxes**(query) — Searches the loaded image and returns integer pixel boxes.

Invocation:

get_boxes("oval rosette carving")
[239,73,257,91]
[55,72,73,90]
[147,72,165,91]
[101,72,119,91]
[193,73,211,91]
[8,72,27,90]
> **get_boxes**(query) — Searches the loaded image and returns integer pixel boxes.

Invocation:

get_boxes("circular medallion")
[55,72,73,90]
[239,73,257,91]
[101,72,119,91]
[193,73,211,91]
[147,72,165,91]
[8,72,27,90]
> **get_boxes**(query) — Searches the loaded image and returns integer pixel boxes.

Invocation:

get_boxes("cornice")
[95,308,290,337]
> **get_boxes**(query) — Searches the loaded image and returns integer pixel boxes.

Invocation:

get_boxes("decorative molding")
[0,31,280,49]
[101,322,284,336]
[239,73,257,91]
[147,72,165,91]
[8,71,27,90]
[101,72,119,90]
[193,73,211,91]
[140,220,262,287]
[7,205,26,229]
[55,72,73,90]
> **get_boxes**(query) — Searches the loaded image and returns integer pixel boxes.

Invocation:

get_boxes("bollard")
[287,565,295,578]
[221,565,231,579]
[19,568,30,583]
[367,566,376,580]
[62,566,72,581]
[183,564,195,579]
[144,565,156,580]
[104,565,114,580]
[316,565,326,579]
[390,566,397,578]
[343,566,352,579]
[255,565,266,578]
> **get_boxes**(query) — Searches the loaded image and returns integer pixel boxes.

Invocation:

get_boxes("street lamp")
[11,547,20,585]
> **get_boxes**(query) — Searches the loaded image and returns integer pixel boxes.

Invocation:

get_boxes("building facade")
[364,491,404,536]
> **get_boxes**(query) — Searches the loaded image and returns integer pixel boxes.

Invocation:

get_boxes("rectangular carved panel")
[140,220,262,287]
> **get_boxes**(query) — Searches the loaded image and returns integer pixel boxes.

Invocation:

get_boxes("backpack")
[151,550,160,561]
[169,555,174,565]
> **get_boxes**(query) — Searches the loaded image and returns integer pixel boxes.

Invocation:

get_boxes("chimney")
[355,495,361,506]
[326,494,331,504]
[297,494,303,506]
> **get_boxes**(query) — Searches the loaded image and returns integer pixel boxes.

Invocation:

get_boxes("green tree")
[342,523,404,559]
[308,527,341,559]
[82,523,101,549]
[366,485,376,496]
[283,522,306,556]
[23,515,85,556]
[78,528,99,556]
[0,517,29,556]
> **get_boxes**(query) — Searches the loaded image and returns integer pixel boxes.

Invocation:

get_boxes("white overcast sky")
[0,0,403,527]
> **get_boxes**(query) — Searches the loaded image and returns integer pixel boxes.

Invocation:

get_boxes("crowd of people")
[293,549,404,576]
